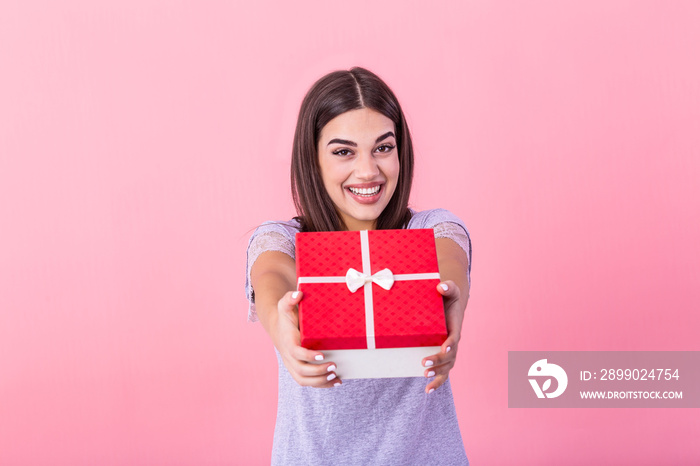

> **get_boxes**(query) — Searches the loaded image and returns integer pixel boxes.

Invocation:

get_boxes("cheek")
[320,161,346,190]
[387,157,401,183]
[318,157,335,182]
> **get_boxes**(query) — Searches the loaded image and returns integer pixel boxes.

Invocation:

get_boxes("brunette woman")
[246,67,471,465]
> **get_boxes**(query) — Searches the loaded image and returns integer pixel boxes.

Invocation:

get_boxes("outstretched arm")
[251,250,340,388]
[422,236,470,393]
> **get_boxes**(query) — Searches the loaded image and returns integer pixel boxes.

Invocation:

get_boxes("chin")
[350,208,385,225]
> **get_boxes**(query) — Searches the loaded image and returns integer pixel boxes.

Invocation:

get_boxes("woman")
[245,67,471,465]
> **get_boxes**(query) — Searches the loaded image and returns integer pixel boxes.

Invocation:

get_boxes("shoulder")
[245,219,300,322]
[248,218,301,247]
[408,208,468,231]
[409,208,472,276]
[246,218,300,266]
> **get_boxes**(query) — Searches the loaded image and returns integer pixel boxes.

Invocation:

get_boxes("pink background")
[1,1,699,465]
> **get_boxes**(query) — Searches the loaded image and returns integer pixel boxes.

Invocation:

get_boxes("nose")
[354,151,380,180]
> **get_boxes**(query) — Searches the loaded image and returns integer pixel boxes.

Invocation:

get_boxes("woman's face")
[317,107,400,231]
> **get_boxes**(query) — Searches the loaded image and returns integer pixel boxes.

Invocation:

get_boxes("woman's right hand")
[273,291,341,388]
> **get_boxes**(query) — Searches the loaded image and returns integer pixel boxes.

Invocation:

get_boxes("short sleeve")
[245,221,298,322]
[409,208,472,286]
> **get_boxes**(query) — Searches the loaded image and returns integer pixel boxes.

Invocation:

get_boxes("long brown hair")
[291,67,414,232]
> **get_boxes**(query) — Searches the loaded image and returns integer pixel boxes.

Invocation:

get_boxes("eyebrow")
[326,131,395,147]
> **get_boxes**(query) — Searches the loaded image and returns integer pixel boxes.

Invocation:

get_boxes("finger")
[423,356,455,378]
[426,373,449,393]
[422,357,446,377]
[289,290,303,304]
[443,297,464,343]
[279,291,303,325]
[436,281,460,300]
[281,350,333,381]
[315,376,344,389]
[422,341,457,370]
[424,357,455,377]
[278,290,303,312]
[293,370,342,388]
[444,315,463,345]
[279,290,303,315]
[441,333,457,353]
[289,342,329,364]
[293,360,339,379]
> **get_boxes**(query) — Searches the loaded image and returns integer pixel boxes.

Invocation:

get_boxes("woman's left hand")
[422,280,465,394]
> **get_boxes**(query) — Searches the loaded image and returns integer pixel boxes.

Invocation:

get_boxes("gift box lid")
[295,229,447,350]
[296,229,440,276]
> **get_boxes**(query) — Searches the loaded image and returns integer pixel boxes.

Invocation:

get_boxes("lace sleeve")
[245,228,296,322]
[409,208,472,287]
[433,222,472,287]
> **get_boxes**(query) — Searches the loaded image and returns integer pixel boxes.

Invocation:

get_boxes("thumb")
[436,281,460,300]
[279,290,303,327]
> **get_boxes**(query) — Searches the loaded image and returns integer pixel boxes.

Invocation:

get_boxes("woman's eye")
[332,149,352,156]
[376,144,395,153]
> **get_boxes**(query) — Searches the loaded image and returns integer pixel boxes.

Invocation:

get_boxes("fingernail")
[427,371,436,377]
[440,284,448,291]
[327,373,337,381]
[334,382,341,387]
[292,291,299,299]
[424,360,434,367]
[327,365,336,372]
[428,388,435,394]
[314,354,324,361]
[446,346,452,353]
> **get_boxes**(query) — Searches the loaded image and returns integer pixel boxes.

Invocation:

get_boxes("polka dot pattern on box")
[296,229,447,350]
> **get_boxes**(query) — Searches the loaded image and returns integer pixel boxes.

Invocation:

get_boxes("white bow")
[345,268,395,293]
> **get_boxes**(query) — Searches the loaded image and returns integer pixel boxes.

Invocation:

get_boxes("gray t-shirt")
[246,208,471,465]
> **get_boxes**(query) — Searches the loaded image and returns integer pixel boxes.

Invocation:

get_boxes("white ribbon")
[345,267,394,293]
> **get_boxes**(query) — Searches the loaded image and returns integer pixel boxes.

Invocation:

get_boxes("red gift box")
[295,229,447,378]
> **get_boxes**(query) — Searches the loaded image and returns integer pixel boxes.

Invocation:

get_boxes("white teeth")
[349,186,380,196]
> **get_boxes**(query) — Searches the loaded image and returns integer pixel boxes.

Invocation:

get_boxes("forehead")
[319,108,395,142]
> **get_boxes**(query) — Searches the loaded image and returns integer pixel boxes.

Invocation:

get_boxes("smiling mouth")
[347,185,381,197]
